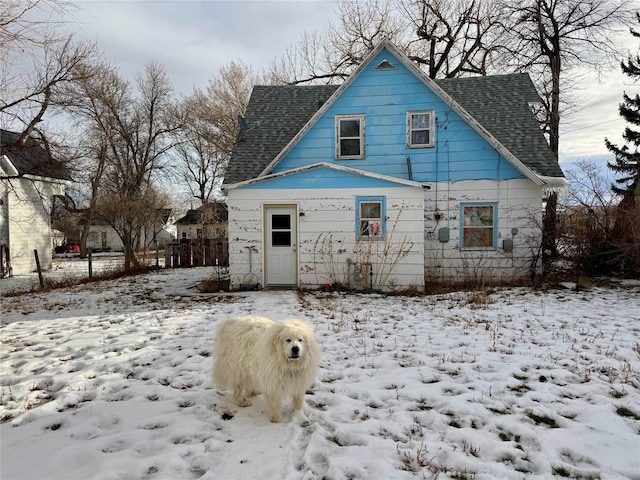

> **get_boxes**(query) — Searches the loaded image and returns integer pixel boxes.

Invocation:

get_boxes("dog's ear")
[270,324,286,353]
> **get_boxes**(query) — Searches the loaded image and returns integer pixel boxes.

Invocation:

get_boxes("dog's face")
[279,328,306,361]
[273,321,314,362]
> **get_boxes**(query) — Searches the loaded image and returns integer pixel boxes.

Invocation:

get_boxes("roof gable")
[224,39,565,188]
[0,129,73,182]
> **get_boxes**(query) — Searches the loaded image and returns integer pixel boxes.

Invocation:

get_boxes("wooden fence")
[165,238,229,268]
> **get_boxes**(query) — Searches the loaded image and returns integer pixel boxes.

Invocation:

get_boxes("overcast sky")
[68,0,637,172]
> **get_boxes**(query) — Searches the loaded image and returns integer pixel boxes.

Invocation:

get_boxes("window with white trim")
[461,203,497,249]
[336,114,365,159]
[356,196,385,238]
[406,111,435,148]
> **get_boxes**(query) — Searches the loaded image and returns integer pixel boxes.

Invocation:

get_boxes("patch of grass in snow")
[524,409,559,428]
[465,288,493,309]
[462,438,480,457]
[616,404,640,420]
[487,405,511,415]
[507,382,532,395]
[410,398,434,411]
[397,441,430,472]
[397,441,478,479]
[610,387,628,398]
[497,429,522,443]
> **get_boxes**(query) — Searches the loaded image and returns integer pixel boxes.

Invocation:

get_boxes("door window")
[271,214,291,246]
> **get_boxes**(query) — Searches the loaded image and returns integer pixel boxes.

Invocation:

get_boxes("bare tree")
[268,0,510,84]
[559,161,618,282]
[401,0,510,78]
[497,0,633,273]
[205,60,256,155]
[174,60,256,203]
[501,0,632,156]
[173,92,225,204]
[97,186,168,261]
[63,62,182,270]
[0,0,97,149]
[268,0,404,84]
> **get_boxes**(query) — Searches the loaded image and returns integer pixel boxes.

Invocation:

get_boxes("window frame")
[356,195,386,240]
[460,202,498,250]
[335,114,365,159]
[406,110,435,148]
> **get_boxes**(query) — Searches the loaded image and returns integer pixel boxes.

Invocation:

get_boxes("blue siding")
[272,48,524,182]
[240,166,411,189]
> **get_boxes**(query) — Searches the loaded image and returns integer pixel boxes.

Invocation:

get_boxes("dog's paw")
[269,415,282,423]
[233,393,251,407]
[293,409,310,427]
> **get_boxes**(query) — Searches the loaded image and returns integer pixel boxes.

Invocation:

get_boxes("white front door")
[265,206,297,286]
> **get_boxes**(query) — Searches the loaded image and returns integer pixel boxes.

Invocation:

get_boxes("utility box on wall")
[503,238,514,252]
[438,227,449,243]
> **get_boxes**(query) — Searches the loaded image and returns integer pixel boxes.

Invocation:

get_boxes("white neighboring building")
[1,129,72,276]
[84,209,177,252]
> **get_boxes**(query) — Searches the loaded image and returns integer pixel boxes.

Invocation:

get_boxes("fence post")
[88,248,93,279]
[33,249,44,288]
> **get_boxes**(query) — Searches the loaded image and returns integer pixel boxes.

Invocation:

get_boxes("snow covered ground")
[1,267,639,480]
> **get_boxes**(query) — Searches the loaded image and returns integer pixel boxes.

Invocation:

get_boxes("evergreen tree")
[604,13,640,277]
[605,12,640,198]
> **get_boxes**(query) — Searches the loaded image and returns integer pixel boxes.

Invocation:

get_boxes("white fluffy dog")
[212,316,320,423]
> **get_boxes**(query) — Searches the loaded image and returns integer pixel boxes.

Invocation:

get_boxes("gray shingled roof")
[0,129,73,181]
[175,203,228,225]
[437,74,564,178]
[225,85,338,185]
[224,74,563,186]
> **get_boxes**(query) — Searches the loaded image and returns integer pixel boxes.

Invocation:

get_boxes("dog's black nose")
[291,346,299,356]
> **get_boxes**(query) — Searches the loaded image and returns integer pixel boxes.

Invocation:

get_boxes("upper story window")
[336,114,365,159]
[461,203,497,249]
[407,111,435,148]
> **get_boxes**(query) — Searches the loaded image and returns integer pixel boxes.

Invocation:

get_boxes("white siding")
[228,187,425,291]
[424,179,543,283]
[2,177,66,275]
[228,179,544,290]
[86,226,123,251]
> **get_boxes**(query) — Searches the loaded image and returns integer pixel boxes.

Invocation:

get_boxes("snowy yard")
[1,267,639,480]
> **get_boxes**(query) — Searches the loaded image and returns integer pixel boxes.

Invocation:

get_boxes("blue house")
[223,39,567,291]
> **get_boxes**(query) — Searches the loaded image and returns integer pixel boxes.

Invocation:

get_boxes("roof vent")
[374,59,396,70]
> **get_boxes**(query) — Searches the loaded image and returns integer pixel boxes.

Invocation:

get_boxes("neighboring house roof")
[224,40,564,187]
[0,129,73,181]
[157,208,174,225]
[175,202,228,225]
